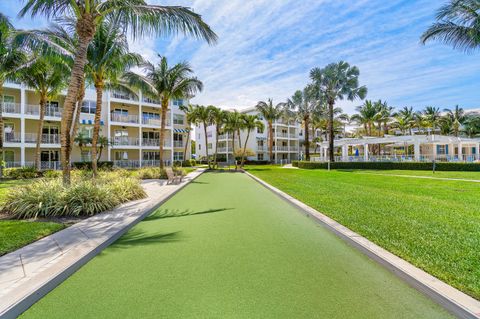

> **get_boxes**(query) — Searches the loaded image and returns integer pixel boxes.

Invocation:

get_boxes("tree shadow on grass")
[245,168,273,172]
[144,208,234,222]
[190,180,209,184]
[108,230,182,250]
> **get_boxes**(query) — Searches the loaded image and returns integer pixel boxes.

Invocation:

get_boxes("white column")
[432,143,437,161]
[364,144,369,161]
[20,85,26,166]
[138,92,142,167]
[342,145,348,161]
[458,143,463,161]
[106,91,111,161]
[414,141,420,161]
[323,147,327,160]
[170,106,174,165]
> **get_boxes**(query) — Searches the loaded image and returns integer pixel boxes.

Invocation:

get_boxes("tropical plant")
[20,0,217,185]
[17,55,68,170]
[351,100,378,136]
[397,106,416,135]
[462,114,480,137]
[310,61,367,161]
[96,136,109,161]
[85,20,143,176]
[423,106,441,134]
[224,110,243,167]
[194,105,214,167]
[256,99,285,163]
[0,13,27,176]
[240,114,264,167]
[125,56,203,169]
[179,104,197,162]
[209,106,227,167]
[421,0,480,52]
[444,105,465,137]
[74,130,92,157]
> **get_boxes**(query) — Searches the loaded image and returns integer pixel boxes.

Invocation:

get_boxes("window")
[143,151,159,161]
[198,144,201,150]
[436,145,448,155]
[113,108,128,116]
[174,151,184,161]
[115,129,128,137]
[173,133,183,142]
[3,95,14,103]
[114,151,128,160]
[173,114,184,125]
[81,100,97,114]
[173,99,184,106]
[257,153,264,161]
[257,126,264,134]
[41,150,59,162]
[208,143,212,149]
[142,131,159,139]
[43,125,59,135]
[142,112,160,119]
[207,131,213,138]
[3,150,14,162]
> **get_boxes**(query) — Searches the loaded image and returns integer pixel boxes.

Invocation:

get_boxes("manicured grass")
[22,172,450,318]
[247,166,480,300]
[356,169,480,180]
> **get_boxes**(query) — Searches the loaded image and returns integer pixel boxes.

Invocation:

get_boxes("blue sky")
[2,0,480,113]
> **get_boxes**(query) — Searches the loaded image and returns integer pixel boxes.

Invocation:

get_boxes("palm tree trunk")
[231,130,235,167]
[268,122,273,163]
[328,100,335,162]
[159,98,169,169]
[213,128,219,167]
[183,130,190,163]
[61,21,96,186]
[203,122,209,168]
[34,97,47,170]
[305,119,310,161]
[0,84,4,178]
[91,83,103,178]
[240,130,250,167]
[70,81,85,153]
[237,129,242,148]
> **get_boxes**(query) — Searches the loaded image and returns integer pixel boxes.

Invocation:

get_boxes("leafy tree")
[224,110,244,167]
[209,106,227,167]
[20,0,217,184]
[397,106,415,135]
[179,104,198,162]
[194,105,214,167]
[125,56,203,168]
[240,114,264,167]
[421,0,480,52]
[444,105,465,137]
[423,106,441,134]
[310,61,367,162]
[352,100,378,136]
[462,114,480,137]
[255,99,285,163]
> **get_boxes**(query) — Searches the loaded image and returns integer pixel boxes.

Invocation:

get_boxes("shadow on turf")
[144,208,234,222]
[108,230,182,250]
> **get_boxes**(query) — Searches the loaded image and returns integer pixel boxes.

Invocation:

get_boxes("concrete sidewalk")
[0,169,204,318]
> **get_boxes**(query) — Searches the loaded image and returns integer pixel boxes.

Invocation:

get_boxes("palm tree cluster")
[0,1,217,184]
[352,102,480,138]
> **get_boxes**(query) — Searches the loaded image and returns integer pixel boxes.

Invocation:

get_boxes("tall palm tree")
[421,0,480,52]
[444,105,465,136]
[18,55,68,170]
[392,116,411,135]
[310,61,367,162]
[462,114,480,137]
[240,115,264,167]
[423,106,441,134]
[195,105,214,167]
[85,20,142,177]
[224,110,243,167]
[0,14,27,175]
[20,0,217,185]
[179,104,197,162]
[351,100,378,136]
[397,106,415,135]
[209,106,226,167]
[255,99,285,163]
[125,56,203,169]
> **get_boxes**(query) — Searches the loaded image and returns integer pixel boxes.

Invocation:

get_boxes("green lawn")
[0,179,64,256]
[22,172,450,318]
[355,169,480,180]
[247,166,480,300]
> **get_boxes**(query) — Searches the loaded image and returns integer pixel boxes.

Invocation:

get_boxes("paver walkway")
[20,172,452,318]
[0,169,204,318]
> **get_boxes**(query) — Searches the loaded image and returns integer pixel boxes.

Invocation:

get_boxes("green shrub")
[43,170,62,179]
[64,181,117,216]
[103,175,146,202]
[72,161,114,170]
[292,161,299,167]
[295,161,480,171]
[4,167,41,179]
[136,167,165,179]
[181,159,197,167]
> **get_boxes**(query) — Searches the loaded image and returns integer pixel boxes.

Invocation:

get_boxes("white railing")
[111,91,137,101]
[4,162,23,168]
[289,134,299,139]
[112,137,140,146]
[275,146,289,152]
[111,113,139,124]
[217,147,227,153]
[141,139,171,147]
[257,146,267,151]
[142,97,160,105]
[2,102,21,114]
[24,133,60,144]
[290,147,299,152]
[311,154,480,163]
[142,160,160,167]
[173,141,184,148]
[24,104,62,117]
[142,117,171,126]
[4,132,21,143]
[276,132,289,138]
[40,161,61,170]
[218,134,229,140]
[113,160,140,168]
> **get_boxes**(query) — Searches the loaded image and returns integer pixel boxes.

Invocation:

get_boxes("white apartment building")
[1,82,191,169]
[195,107,301,163]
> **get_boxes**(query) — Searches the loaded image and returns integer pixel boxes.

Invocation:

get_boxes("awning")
[256,137,267,140]
[174,128,189,133]
[81,119,104,126]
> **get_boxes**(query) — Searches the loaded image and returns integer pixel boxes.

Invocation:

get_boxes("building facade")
[1,82,191,169]
[195,107,301,163]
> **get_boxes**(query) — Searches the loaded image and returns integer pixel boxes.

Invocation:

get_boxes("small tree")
[195,105,214,168]
[240,115,264,167]
[255,99,285,163]
[179,104,198,162]
[209,106,227,167]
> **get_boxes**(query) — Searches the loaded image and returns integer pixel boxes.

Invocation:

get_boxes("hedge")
[72,161,114,170]
[292,161,480,171]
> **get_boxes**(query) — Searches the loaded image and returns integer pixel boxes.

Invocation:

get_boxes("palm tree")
[125,56,203,169]
[392,116,411,135]
[397,107,415,135]
[96,136,109,161]
[351,100,378,136]
[20,0,217,185]
[240,115,264,167]
[255,99,285,163]
[209,106,227,167]
[421,1,480,52]
[179,104,197,162]
[463,114,480,137]
[444,105,465,137]
[195,105,214,167]
[423,106,441,134]
[0,14,27,176]
[310,61,367,162]
[18,55,68,170]
[224,110,243,167]
[85,20,142,177]
[74,131,92,159]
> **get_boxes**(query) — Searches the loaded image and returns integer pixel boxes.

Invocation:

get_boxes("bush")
[72,161,114,170]
[292,161,299,167]
[135,167,185,179]
[294,161,480,171]
[2,172,147,219]
[43,170,62,179]
[244,160,270,165]
[4,167,41,179]
[181,159,197,167]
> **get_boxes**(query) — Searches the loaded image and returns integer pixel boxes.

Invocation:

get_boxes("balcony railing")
[173,140,184,148]
[111,113,139,124]
[142,117,171,126]
[310,154,480,163]
[25,104,63,117]
[276,132,289,138]
[4,132,21,143]
[275,146,289,152]
[216,147,228,153]
[141,138,172,147]
[142,97,160,105]
[111,91,138,101]
[113,160,141,168]
[112,137,140,146]
[257,145,267,151]
[289,147,299,152]
[24,133,60,144]
[2,102,21,114]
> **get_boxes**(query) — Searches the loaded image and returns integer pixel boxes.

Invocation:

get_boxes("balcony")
[218,134,229,140]
[4,132,21,143]
[110,91,138,101]
[275,146,289,152]
[142,117,171,126]
[25,133,60,144]
[257,145,267,151]
[276,132,289,138]
[142,97,160,105]
[111,113,139,124]
[173,140,184,148]
[25,105,63,118]
[290,146,299,152]
[2,102,21,114]
[111,137,140,146]
[217,147,227,153]
[142,138,171,147]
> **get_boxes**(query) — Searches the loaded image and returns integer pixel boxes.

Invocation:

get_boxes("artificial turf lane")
[21,172,452,318]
